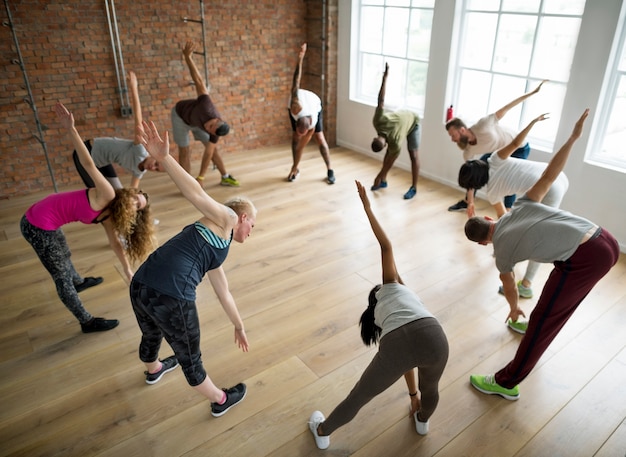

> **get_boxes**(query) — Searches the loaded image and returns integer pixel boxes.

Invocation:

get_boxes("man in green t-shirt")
[370,64,421,200]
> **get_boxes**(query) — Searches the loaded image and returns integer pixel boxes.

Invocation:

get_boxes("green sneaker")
[498,281,533,299]
[507,319,528,334]
[220,174,240,187]
[470,374,519,400]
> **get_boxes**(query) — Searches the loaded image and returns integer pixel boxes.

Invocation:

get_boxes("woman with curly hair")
[20,102,156,333]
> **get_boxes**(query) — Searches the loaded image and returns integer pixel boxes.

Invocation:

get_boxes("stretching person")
[446,80,548,213]
[287,43,335,184]
[370,63,421,200]
[72,70,160,280]
[172,40,239,187]
[464,109,620,400]
[20,102,156,333]
[130,120,255,416]
[458,113,569,313]
[308,180,449,450]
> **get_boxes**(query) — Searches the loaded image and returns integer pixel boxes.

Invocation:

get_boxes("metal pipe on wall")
[105,0,131,116]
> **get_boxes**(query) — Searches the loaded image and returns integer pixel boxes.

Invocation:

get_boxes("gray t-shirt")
[493,196,595,273]
[91,138,148,179]
[374,282,434,340]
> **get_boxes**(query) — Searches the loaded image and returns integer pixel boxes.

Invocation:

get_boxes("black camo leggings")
[129,280,207,386]
[20,215,92,324]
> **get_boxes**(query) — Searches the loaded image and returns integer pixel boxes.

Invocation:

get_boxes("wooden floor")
[1,144,625,457]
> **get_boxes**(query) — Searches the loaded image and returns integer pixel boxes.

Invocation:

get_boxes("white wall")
[337,0,626,250]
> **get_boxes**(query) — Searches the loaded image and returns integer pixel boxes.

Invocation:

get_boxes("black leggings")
[130,280,207,386]
[20,215,92,323]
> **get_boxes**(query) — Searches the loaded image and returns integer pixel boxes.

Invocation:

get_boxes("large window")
[452,0,585,150]
[588,2,626,173]
[353,0,435,115]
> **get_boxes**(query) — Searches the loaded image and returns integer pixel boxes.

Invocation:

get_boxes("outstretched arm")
[141,121,233,228]
[290,43,307,116]
[183,40,209,96]
[496,113,549,160]
[207,267,249,352]
[54,102,114,211]
[526,109,589,203]
[356,180,401,285]
[495,80,548,120]
[377,63,389,110]
[404,369,421,416]
[127,71,144,145]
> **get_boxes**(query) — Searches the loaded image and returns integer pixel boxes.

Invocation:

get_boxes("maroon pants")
[496,229,620,388]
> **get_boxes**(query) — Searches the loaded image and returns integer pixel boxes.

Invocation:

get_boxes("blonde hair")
[107,188,157,262]
[224,196,256,218]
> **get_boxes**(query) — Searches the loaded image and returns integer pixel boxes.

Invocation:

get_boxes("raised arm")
[141,121,233,228]
[183,40,209,96]
[495,79,548,120]
[127,70,144,145]
[495,113,549,160]
[526,109,589,203]
[53,102,114,210]
[356,180,401,285]
[377,63,389,110]
[290,43,307,116]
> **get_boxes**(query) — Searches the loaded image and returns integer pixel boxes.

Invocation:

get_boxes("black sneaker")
[327,169,336,185]
[76,276,103,293]
[144,356,179,384]
[81,317,119,333]
[448,200,468,212]
[211,383,247,417]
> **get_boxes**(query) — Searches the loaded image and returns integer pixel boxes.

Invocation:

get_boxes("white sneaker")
[414,411,429,435]
[308,410,330,449]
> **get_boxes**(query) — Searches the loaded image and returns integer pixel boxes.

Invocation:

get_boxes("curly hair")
[107,188,157,263]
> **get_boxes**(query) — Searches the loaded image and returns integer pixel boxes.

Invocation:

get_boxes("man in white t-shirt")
[287,43,335,185]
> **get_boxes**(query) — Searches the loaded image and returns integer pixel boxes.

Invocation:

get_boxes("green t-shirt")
[372,107,419,155]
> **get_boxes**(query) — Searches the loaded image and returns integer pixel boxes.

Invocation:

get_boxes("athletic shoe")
[144,355,179,384]
[413,411,429,435]
[211,383,247,417]
[80,317,119,333]
[308,410,330,450]
[448,200,468,212]
[469,374,520,400]
[404,186,417,200]
[75,276,103,293]
[327,169,336,185]
[288,170,300,182]
[371,181,388,191]
[507,319,528,334]
[498,281,533,299]
[220,174,240,187]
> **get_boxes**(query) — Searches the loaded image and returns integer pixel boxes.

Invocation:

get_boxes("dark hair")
[371,138,384,153]
[359,285,382,346]
[445,117,467,131]
[216,122,230,136]
[464,217,491,242]
[458,160,490,190]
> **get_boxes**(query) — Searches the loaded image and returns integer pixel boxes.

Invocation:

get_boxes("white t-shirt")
[374,283,434,340]
[463,113,516,161]
[289,89,320,127]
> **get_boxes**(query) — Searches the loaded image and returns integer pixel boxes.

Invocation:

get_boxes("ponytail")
[360,285,382,346]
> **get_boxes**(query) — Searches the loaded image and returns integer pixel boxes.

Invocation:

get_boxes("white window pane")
[457,69,492,120]
[493,14,537,75]
[489,75,527,129]
[386,0,410,6]
[466,0,500,11]
[383,8,409,57]
[406,60,428,109]
[360,6,384,54]
[412,0,434,7]
[618,44,626,71]
[531,17,581,82]
[461,12,497,70]
[359,54,386,100]
[362,0,384,5]
[502,0,540,13]
[542,0,586,15]
[384,59,409,108]
[598,76,626,166]
[408,9,433,60]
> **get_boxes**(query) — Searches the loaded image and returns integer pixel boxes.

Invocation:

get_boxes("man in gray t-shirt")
[463,109,619,401]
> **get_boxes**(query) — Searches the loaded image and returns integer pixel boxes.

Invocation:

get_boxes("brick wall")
[0,0,338,198]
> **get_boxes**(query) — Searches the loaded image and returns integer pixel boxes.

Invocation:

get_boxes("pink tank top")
[25,189,102,230]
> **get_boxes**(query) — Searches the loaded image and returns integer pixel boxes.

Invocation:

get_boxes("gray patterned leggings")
[322,317,449,435]
[20,215,92,324]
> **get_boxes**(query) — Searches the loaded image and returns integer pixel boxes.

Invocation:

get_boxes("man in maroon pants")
[463,109,620,400]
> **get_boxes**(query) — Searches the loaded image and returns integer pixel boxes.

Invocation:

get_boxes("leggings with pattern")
[20,215,92,324]
[322,317,449,435]
[130,280,207,386]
